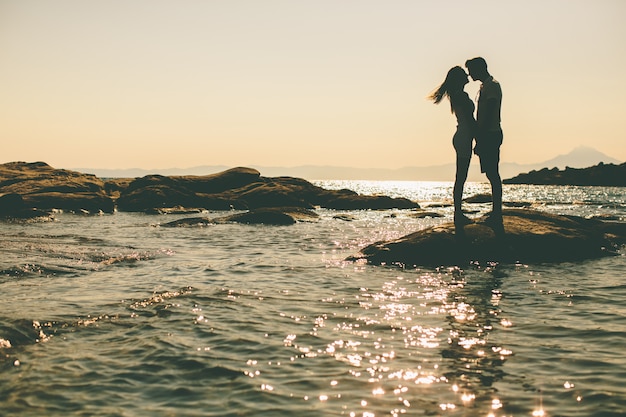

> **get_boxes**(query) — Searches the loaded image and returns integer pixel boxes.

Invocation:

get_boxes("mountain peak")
[541,146,621,169]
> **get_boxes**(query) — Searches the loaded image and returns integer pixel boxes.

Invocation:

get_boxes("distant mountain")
[77,165,231,179]
[75,146,622,182]
[538,146,621,169]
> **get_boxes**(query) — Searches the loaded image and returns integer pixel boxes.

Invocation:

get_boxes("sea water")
[1,182,625,417]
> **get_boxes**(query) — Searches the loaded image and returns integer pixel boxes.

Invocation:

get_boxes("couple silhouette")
[429,57,503,230]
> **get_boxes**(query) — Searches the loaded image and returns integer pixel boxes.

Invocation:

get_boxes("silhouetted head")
[428,66,469,113]
[465,57,489,82]
[445,66,469,91]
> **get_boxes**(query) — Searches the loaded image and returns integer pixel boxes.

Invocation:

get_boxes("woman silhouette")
[428,66,476,225]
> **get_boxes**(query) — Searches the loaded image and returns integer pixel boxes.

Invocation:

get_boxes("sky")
[1,0,625,171]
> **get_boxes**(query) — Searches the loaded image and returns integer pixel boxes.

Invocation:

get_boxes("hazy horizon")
[69,145,622,172]
[2,1,625,170]
[59,145,620,182]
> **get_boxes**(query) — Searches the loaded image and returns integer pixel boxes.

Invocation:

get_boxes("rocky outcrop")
[0,162,114,214]
[504,162,626,186]
[349,209,626,267]
[115,168,419,213]
[0,162,419,215]
[115,167,261,211]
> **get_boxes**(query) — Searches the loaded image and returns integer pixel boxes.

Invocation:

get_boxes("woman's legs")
[454,155,471,222]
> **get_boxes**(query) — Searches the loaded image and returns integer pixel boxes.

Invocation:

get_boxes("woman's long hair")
[428,66,467,114]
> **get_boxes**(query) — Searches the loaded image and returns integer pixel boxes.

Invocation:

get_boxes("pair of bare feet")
[455,211,504,235]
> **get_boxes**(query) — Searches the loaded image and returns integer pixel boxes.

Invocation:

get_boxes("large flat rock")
[349,209,626,267]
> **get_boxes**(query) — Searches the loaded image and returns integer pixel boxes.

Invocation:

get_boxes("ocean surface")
[1,181,625,417]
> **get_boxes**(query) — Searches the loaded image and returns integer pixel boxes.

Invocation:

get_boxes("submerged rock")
[146,206,204,215]
[409,210,444,219]
[215,207,319,225]
[160,207,319,227]
[349,209,626,267]
[333,214,357,222]
[159,217,213,227]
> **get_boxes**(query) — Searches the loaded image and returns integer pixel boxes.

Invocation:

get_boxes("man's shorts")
[475,129,503,174]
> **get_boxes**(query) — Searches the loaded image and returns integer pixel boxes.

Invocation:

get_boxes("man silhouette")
[465,57,503,224]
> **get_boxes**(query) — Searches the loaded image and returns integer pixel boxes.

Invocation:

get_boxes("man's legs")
[478,131,504,235]
[478,130,503,216]
[486,168,502,216]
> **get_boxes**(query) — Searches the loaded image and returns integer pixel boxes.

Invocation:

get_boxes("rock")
[409,210,444,219]
[115,181,198,212]
[464,193,492,203]
[159,217,213,227]
[503,201,533,208]
[504,162,626,186]
[0,161,106,194]
[116,167,261,212]
[602,221,626,243]
[231,180,312,209]
[589,214,622,222]
[23,192,115,214]
[465,195,532,208]
[215,207,319,225]
[348,209,626,267]
[319,193,418,210]
[147,206,204,215]
[229,178,419,210]
[104,178,134,198]
[424,202,453,208]
[116,170,419,213]
[160,207,319,227]
[0,193,51,220]
[218,210,296,225]
[0,193,26,214]
[0,162,114,213]
[179,167,262,194]
[333,214,357,221]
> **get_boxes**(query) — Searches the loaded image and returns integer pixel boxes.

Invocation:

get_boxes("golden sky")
[1,0,625,170]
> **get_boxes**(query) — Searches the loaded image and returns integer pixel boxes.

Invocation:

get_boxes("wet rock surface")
[349,209,626,267]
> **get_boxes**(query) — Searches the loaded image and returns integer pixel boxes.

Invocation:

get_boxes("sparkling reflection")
[275,268,518,415]
[270,266,514,416]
